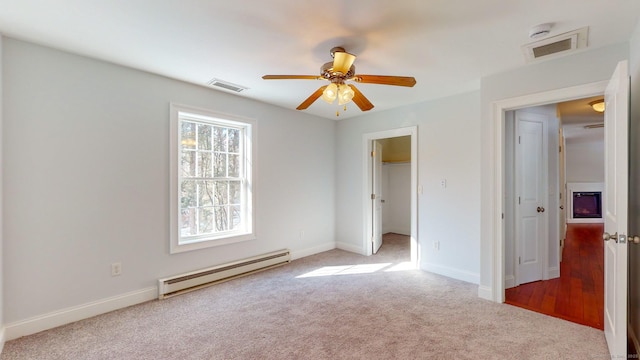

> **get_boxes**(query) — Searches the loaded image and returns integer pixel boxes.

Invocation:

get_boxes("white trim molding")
[290,242,336,260]
[5,287,157,341]
[423,262,480,284]
[336,241,366,255]
[0,327,5,354]
[478,285,493,301]
[505,275,515,289]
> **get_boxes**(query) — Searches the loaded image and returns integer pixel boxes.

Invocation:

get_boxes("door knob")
[559,205,564,210]
[630,235,640,244]
[603,232,619,242]
[537,207,545,213]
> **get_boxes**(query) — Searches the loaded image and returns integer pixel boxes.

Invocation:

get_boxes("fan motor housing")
[321,62,356,81]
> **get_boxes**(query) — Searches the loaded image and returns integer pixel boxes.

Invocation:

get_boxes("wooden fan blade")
[333,51,356,74]
[297,86,327,110]
[352,75,416,87]
[263,75,324,80]
[349,85,374,111]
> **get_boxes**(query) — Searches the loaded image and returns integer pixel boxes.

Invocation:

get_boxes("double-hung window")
[170,104,254,253]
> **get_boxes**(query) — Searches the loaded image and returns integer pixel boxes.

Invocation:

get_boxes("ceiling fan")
[262,47,416,115]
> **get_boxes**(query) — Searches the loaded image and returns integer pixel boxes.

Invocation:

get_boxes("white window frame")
[170,103,255,254]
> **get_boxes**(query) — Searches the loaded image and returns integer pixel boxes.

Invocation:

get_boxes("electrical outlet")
[440,179,447,188]
[433,241,440,251]
[111,262,122,277]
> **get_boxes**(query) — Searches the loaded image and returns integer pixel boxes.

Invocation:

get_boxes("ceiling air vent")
[206,78,248,93]
[522,27,588,62]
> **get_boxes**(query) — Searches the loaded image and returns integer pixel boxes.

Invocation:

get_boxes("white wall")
[381,163,410,235]
[2,39,336,334]
[564,138,605,183]
[479,42,629,297]
[336,91,481,283]
[628,19,640,352]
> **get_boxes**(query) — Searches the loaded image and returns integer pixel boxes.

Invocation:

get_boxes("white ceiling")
[558,96,605,141]
[0,0,638,120]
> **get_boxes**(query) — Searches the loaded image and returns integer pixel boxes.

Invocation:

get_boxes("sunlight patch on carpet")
[296,263,404,278]
[384,261,415,272]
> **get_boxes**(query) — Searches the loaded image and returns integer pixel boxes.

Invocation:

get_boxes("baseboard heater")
[158,249,291,299]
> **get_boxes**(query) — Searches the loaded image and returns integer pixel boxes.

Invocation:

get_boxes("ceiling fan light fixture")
[321,83,338,104]
[337,84,355,105]
[262,46,415,113]
[589,99,605,113]
[331,48,356,74]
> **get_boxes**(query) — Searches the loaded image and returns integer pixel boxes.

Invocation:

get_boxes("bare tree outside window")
[179,120,244,238]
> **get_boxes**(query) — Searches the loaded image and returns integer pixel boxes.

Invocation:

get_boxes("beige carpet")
[1,234,610,359]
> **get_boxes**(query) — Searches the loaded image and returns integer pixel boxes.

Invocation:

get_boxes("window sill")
[170,232,256,254]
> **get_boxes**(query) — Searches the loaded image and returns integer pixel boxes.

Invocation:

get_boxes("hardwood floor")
[505,223,604,329]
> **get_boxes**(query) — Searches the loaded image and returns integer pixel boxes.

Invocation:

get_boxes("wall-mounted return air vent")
[207,78,248,93]
[522,27,588,62]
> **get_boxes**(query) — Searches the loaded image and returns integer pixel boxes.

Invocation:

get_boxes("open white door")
[372,141,383,254]
[559,128,566,261]
[603,60,629,357]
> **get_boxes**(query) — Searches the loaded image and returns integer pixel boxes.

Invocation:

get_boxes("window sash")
[179,121,246,239]
[170,103,255,253]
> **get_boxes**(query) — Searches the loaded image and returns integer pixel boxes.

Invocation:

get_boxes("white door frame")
[363,126,419,265]
[490,81,607,303]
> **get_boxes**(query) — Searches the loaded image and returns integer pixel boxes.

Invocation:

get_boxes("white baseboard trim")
[547,266,560,279]
[505,275,515,289]
[0,326,5,355]
[566,219,604,224]
[383,228,410,236]
[422,262,480,285]
[290,242,336,260]
[5,286,157,341]
[336,241,365,255]
[478,285,493,301]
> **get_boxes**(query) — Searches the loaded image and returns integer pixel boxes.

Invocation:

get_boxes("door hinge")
[371,193,376,200]
[518,196,521,205]
[519,256,521,265]
[559,145,562,153]
[371,151,375,157]
[502,213,504,219]
[518,136,521,144]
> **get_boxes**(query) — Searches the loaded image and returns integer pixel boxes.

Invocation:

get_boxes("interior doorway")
[363,127,418,266]
[504,95,605,329]
[374,136,412,255]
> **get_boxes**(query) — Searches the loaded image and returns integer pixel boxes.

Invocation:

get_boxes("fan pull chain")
[335,104,349,117]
